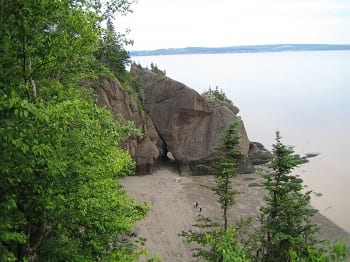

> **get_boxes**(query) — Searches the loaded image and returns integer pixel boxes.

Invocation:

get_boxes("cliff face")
[96,77,162,173]
[96,67,254,174]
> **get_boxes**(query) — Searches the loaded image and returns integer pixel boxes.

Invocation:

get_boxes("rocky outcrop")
[95,68,270,175]
[96,77,161,173]
[248,142,272,165]
[131,66,252,174]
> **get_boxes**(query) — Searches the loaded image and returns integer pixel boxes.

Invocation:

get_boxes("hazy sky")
[117,0,350,50]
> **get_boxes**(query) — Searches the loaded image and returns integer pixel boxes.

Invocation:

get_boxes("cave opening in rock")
[166,151,176,161]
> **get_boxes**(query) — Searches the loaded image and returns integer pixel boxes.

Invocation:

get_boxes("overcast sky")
[117,0,350,50]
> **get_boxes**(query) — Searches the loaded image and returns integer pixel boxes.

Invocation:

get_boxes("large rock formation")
[95,67,260,174]
[96,77,161,173]
[131,66,252,174]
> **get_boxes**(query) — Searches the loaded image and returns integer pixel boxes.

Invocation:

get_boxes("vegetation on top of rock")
[132,62,166,76]
[120,70,145,111]
[150,62,167,76]
[202,86,233,105]
[95,18,132,78]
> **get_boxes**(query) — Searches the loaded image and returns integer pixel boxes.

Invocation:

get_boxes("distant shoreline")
[130,44,350,57]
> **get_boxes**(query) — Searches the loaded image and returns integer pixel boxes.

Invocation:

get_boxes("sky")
[116,0,350,50]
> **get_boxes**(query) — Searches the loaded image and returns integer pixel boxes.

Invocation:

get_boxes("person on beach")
[194,202,198,208]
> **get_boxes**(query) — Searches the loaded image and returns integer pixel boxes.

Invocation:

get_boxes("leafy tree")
[181,216,250,262]
[181,122,250,261]
[0,84,148,261]
[212,228,251,262]
[0,0,151,261]
[257,132,324,261]
[0,0,134,95]
[289,240,349,262]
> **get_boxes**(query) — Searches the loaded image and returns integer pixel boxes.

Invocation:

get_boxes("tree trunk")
[17,219,48,261]
[29,77,37,103]
[224,174,229,232]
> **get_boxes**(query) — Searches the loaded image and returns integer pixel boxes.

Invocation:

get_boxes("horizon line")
[130,43,350,52]
[129,44,350,56]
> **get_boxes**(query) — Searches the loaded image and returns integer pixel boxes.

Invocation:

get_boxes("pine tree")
[211,122,241,231]
[96,18,132,76]
[181,121,250,261]
[257,131,319,261]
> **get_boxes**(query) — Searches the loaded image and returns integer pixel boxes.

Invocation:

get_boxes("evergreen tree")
[202,86,232,105]
[181,121,250,261]
[211,122,241,231]
[257,131,319,261]
[96,18,132,77]
[150,62,166,76]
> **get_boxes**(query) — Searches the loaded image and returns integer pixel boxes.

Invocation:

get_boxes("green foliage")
[0,85,148,260]
[95,18,132,77]
[0,0,149,260]
[210,122,242,231]
[150,62,166,76]
[0,0,134,93]
[212,229,251,262]
[180,216,221,260]
[181,216,250,262]
[202,86,233,105]
[289,241,349,262]
[181,122,251,261]
[256,131,343,262]
[1,0,98,90]
[133,62,166,76]
[138,247,162,262]
[119,70,145,111]
[181,216,251,262]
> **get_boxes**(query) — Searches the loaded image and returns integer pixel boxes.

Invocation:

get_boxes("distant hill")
[130,44,350,56]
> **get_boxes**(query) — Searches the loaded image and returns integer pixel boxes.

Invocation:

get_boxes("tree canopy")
[0,85,147,261]
[0,0,150,261]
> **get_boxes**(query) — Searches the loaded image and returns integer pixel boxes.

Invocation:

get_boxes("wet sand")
[121,164,350,262]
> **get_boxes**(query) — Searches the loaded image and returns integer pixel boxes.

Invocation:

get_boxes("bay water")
[131,51,350,232]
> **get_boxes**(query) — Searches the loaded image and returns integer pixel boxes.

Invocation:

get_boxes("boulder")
[248,142,272,165]
[131,66,252,174]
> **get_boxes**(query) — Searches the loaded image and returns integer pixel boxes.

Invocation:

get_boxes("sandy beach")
[121,163,350,262]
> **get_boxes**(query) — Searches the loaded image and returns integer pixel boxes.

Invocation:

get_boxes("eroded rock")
[248,142,272,165]
[96,77,161,173]
[131,66,252,174]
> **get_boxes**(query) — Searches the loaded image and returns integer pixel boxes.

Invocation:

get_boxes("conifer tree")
[96,18,132,76]
[257,131,319,261]
[181,121,250,261]
[211,122,241,231]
